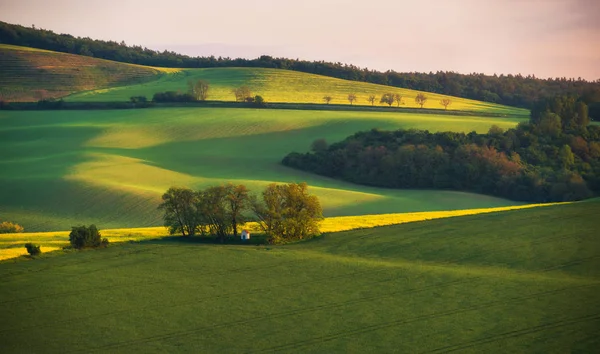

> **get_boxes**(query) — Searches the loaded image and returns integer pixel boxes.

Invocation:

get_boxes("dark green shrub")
[24,243,41,256]
[101,238,110,248]
[69,225,102,249]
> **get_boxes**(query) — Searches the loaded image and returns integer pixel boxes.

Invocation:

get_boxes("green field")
[0,108,526,232]
[0,44,173,102]
[1,200,598,352]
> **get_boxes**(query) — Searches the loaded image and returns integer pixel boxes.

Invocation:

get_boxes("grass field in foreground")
[67,66,527,115]
[0,44,175,102]
[0,199,598,352]
[0,108,526,232]
[0,203,563,261]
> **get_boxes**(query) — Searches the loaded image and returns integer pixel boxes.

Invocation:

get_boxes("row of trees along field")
[283,96,600,202]
[148,81,265,105]
[2,21,598,117]
[158,183,323,244]
[325,92,438,109]
[149,80,435,108]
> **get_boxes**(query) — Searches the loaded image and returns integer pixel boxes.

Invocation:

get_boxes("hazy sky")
[1,0,599,80]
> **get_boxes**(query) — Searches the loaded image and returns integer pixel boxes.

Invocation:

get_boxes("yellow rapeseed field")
[0,202,565,261]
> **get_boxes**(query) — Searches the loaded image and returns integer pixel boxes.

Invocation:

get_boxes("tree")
[224,184,250,238]
[368,95,377,106]
[394,93,402,107]
[24,243,41,256]
[488,125,504,136]
[251,183,323,243]
[69,225,107,249]
[0,221,24,233]
[188,79,210,101]
[232,86,252,102]
[311,138,328,152]
[347,93,357,105]
[323,96,332,104]
[158,187,199,236]
[380,93,395,107]
[197,186,231,242]
[130,96,147,103]
[415,93,428,108]
[440,98,452,110]
[253,95,266,107]
[559,145,575,168]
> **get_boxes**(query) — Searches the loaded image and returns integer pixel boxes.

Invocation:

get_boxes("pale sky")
[1,0,599,80]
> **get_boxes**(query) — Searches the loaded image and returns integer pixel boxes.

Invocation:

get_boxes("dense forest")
[283,96,600,202]
[1,21,599,116]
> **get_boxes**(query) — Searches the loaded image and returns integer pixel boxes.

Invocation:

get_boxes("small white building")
[241,229,250,240]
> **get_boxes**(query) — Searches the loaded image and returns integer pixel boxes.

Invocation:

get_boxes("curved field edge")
[0,202,565,261]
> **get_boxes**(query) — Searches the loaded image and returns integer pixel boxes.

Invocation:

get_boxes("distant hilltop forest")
[1,21,599,117]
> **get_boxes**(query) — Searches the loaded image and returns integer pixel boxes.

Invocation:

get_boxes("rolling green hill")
[0,108,526,232]
[67,66,526,114]
[0,44,175,102]
[1,200,598,352]
[0,44,527,115]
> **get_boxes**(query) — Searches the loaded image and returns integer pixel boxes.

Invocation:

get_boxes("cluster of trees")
[69,225,109,249]
[283,96,600,202]
[2,21,598,115]
[231,86,266,106]
[151,91,195,103]
[158,183,322,244]
[0,221,24,233]
[151,79,209,103]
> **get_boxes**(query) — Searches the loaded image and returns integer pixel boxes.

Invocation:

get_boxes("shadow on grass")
[137,233,271,246]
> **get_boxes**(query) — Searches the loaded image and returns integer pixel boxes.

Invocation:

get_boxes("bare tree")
[188,79,210,101]
[232,86,252,102]
[440,98,452,110]
[380,93,395,107]
[367,95,376,106]
[323,96,332,104]
[347,93,357,105]
[415,93,428,108]
[394,93,402,107]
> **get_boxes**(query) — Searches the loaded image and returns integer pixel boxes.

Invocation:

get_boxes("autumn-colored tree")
[368,95,376,106]
[188,79,210,101]
[440,98,451,110]
[394,93,402,107]
[232,86,253,102]
[415,93,428,108]
[347,93,357,105]
[380,93,395,106]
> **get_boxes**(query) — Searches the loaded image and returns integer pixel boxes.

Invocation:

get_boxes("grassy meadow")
[0,108,527,232]
[0,44,175,102]
[1,199,598,352]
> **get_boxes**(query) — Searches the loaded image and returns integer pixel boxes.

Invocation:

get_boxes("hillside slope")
[0,45,527,115]
[0,200,598,352]
[0,44,175,102]
[68,66,527,114]
[0,108,526,232]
